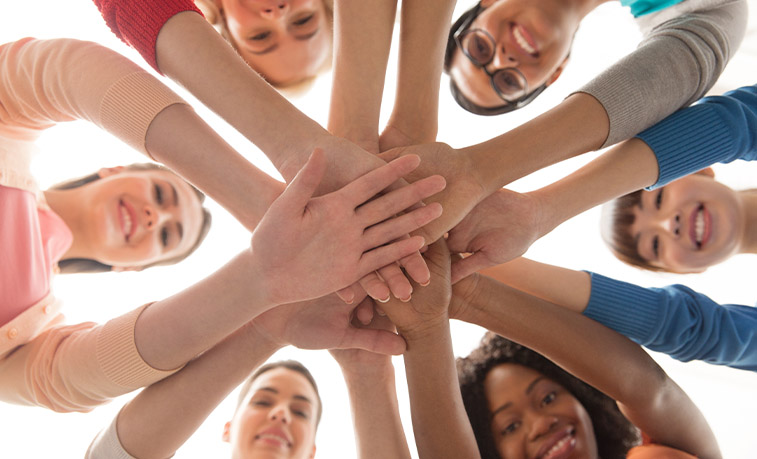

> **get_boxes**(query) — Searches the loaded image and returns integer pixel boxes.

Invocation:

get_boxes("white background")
[1,1,757,458]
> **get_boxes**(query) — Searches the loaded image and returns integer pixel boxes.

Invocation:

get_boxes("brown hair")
[601,191,665,272]
[235,360,323,428]
[54,163,212,274]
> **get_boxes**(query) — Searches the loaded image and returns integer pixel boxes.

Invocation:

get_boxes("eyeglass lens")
[461,30,527,101]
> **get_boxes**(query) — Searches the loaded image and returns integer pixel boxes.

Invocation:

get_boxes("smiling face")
[81,167,204,269]
[218,0,331,86]
[448,0,574,108]
[225,367,318,459]
[484,364,597,459]
[630,174,743,273]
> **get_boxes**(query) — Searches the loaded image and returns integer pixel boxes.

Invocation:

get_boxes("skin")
[223,368,318,459]
[43,167,204,269]
[629,171,746,273]
[484,364,597,459]
[447,0,590,108]
[217,0,332,86]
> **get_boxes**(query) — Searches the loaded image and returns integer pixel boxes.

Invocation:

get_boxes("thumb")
[280,148,327,211]
[451,252,490,284]
[337,328,407,355]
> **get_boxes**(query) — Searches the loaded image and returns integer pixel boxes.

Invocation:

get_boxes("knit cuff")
[584,272,662,344]
[637,104,735,189]
[99,72,188,157]
[96,304,179,391]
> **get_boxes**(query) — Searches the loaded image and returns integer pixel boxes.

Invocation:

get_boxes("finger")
[338,328,407,355]
[377,148,403,163]
[354,297,376,325]
[356,175,446,226]
[398,251,431,287]
[281,148,327,211]
[335,284,358,304]
[359,272,391,303]
[363,203,442,250]
[340,155,421,206]
[358,236,425,276]
[450,252,491,284]
[377,263,413,302]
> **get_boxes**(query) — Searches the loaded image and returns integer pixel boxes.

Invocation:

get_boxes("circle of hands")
[250,128,544,360]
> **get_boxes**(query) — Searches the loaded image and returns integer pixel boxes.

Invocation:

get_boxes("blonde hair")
[194,0,333,90]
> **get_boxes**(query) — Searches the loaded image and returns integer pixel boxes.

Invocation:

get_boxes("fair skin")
[224,368,318,459]
[484,364,597,459]
[215,0,331,86]
[449,272,721,458]
[629,170,757,273]
[42,167,204,269]
[448,0,602,108]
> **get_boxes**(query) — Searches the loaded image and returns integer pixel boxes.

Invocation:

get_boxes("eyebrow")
[246,28,320,55]
[258,387,313,404]
[490,377,545,417]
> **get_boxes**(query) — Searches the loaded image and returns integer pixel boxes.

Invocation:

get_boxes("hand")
[329,310,397,378]
[380,240,452,341]
[448,267,482,322]
[447,188,545,283]
[252,295,406,355]
[380,142,487,246]
[379,124,423,152]
[250,148,445,305]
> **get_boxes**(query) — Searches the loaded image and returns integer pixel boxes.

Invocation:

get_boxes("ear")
[695,167,715,179]
[97,166,125,179]
[546,57,569,86]
[222,421,232,443]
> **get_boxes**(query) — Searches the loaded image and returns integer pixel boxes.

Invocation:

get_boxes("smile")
[536,426,577,459]
[690,204,711,249]
[118,200,136,242]
[254,429,292,448]
[512,23,538,57]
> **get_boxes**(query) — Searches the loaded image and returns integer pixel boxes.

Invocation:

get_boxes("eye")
[500,420,521,436]
[292,14,314,26]
[160,227,169,247]
[652,235,660,257]
[249,31,271,41]
[541,391,556,406]
[251,400,272,407]
[293,409,309,419]
[154,184,164,205]
[655,189,664,209]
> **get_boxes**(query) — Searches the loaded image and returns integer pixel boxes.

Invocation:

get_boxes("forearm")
[386,0,456,143]
[403,321,479,459]
[145,103,283,231]
[155,12,331,180]
[115,324,281,459]
[328,0,397,150]
[340,362,411,459]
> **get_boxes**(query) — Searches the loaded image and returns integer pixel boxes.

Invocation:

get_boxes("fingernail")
[377,296,390,303]
[400,295,412,302]
[419,278,431,287]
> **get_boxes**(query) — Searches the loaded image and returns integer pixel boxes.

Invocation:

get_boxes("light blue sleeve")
[637,84,757,189]
[584,272,757,372]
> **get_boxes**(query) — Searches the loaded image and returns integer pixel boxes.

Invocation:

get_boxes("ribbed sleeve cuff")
[583,272,662,344]
[637,104,734,189]
[96,304,178,391]
[99,72,187,157]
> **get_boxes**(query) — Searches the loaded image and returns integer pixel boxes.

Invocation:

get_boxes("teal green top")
[620,0,686,17]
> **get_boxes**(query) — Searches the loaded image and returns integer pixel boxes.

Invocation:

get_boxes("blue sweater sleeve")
[636,84,757,189]
[584,272,757,371]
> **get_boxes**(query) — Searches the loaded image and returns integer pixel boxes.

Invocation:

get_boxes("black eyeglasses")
[447,3,546,114]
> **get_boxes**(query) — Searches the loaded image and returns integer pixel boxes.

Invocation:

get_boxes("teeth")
[255,433,291,447]
[120,204,133,239]
[544,435,572,459]
[695,208,704,246]
[513,26,536,55]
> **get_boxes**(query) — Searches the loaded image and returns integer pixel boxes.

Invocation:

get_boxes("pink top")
[0,185,72,326]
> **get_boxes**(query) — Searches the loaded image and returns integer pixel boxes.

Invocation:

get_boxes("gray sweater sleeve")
[577,0,747,148]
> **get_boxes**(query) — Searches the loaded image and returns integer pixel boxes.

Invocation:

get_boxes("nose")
[269,405,291,424]
[528,415,559,441]
[143,204,168,230]
[660,213,682,237]
[260,1,289,20]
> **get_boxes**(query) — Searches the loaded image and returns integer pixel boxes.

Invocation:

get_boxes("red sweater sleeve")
[92,0,203,72]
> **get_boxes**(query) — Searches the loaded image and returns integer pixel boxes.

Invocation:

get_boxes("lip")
[535,426,577,459]
[689,203,711,249]
[510,22,539,58]
[118,199,137,242]
[254,426,293,449]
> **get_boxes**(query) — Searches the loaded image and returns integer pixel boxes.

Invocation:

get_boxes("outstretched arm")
[451,272,721,459]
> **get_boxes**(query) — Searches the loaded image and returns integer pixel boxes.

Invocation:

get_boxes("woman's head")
[225,360,321,459]
[445,0,577,115]
[51,163,211,273]
[457,333,638,459]
[198,0,333,88]
[603,169,745,273]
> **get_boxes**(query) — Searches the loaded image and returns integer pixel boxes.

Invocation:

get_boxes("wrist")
[240,320,286,355]
[340,359,395,386]
[398,314,450,344]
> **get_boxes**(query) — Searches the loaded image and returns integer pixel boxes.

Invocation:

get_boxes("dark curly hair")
[457,332,640,458]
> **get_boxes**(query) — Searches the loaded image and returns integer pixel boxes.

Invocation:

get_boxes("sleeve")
[576,0,747,147]
[0,305,179,413]
[85,411,138,459]
[0,38,187,155]
[584,272,757,371]
[92,0,203,72]
[636,84,757,189]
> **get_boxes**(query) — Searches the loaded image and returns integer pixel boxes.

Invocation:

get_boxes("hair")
[235,360,323,429]
[53,163,212,274]
[194,0,334,91]
[444,2,570,116]
[600,191,665,272]
[457,332,640,459]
